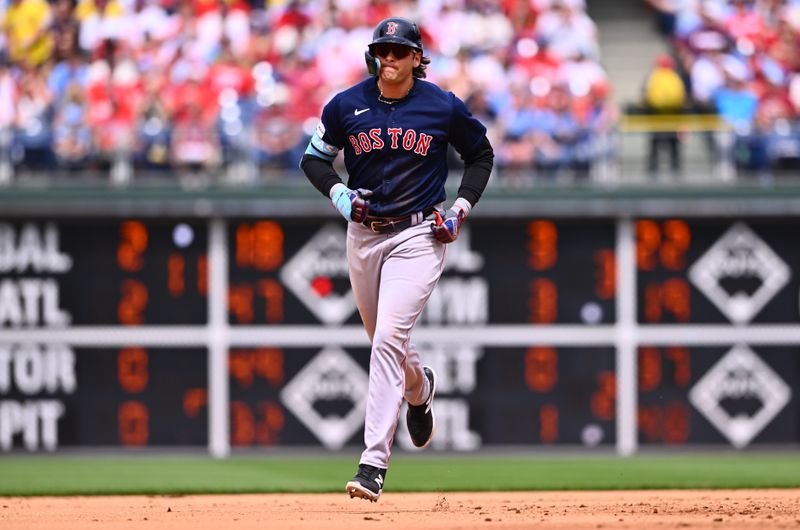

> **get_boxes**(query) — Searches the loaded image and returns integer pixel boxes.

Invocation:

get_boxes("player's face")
[374,44,420,84]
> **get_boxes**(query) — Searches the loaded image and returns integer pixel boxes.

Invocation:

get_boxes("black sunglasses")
[373,43,414,59]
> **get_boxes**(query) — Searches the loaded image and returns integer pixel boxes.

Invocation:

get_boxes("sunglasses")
[373,43,414,59]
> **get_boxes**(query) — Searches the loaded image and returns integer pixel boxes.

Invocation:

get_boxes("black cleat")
[407,366,436,448]
[345,464,387,502]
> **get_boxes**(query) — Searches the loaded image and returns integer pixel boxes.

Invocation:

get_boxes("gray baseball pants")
[346,219,445,469]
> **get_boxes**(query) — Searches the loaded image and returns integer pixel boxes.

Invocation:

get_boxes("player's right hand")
[331,184,372,223]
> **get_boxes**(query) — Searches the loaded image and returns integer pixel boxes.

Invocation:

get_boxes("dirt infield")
[2,489,799,529]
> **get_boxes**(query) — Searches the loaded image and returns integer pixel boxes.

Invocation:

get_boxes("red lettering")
[369,128,384,149]
[402,129,417,150]
[348,135,362,155]
[358,132,372,152]
[387,128,402,149]
[414,133,432,155]
[350,128,432,155]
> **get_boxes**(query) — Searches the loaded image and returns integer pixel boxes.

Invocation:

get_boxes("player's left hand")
[431,206,466,244]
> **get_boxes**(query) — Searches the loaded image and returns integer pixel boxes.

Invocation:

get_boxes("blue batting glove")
[331,184,372,223]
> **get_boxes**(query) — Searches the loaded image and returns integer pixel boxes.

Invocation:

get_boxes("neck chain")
[377,82,413,105]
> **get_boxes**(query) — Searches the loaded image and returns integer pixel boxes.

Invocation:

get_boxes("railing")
[618,113,736,182]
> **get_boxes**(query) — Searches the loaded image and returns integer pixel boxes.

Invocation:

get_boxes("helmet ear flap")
[365,49,380,76]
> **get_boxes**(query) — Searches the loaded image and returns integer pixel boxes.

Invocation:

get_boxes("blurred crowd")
[645,0,800,175]
[0,0,615,181]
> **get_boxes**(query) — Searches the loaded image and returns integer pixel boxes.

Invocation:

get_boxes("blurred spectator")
[643,53,688,174]
[252,100,307,172]
[75,0,126,55]
[15,69,55,169]
[48,48,89,103]
[53,82,93,170]
[51,0,81,62]
[171,102,220,174]
[0,59,18,172]
[494,82,540,170]
[713,62,759,130]
[0,59,17,132]
[3,0,53,68]
[83,53,141,166]
[724,0,766,42]
[135,81,172,171]
[534,0,599,60]
[533,83,593,179]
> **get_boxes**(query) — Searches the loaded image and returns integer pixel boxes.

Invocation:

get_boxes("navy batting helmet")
[369,17,423,52]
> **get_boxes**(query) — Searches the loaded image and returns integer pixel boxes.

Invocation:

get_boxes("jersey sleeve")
[448,94,488,157]
[305,96,346,163]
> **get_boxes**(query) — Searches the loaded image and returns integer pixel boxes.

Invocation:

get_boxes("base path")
[3,489,799,530]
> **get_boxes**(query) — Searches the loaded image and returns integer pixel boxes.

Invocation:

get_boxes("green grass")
[1,454,799,496]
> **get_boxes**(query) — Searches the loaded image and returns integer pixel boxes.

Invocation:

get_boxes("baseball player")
[300,17,493,502]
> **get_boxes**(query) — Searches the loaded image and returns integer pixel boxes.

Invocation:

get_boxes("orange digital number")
[591,371,616,421]
[228,283,254,324]
[236,222,285,271]
[230,348,285,388]
[524,347,557,392]
[230,401,255,446]
[638,346,661,392]
[638,402,690,444]
[183,388,207,418]
[639,346,691,391]
[663,401,690,444]
[636,219,691,271]
[167,253,185,297]
[257,279,284,323]
[527,220,557,270]
[638,406,659,442]
[529,278,557,323]
[255,348,284,387]
[539,404,559,444]
[118,348,148,393]
[229,351,252,387]
[230,400,285,446]
[665,346,691,387]
[197,255,208,296]
[636,220,660,271]
[660,220,691,270]
[594,249,615,300]
[643,278,690,322]
[117,221,148,272]
[256,401,285,446]
[118,279,148,325]
[118,401,149,446]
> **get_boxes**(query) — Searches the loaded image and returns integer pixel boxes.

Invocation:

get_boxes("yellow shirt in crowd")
[2,0,54,67]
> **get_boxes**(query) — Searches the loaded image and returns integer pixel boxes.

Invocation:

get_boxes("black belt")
[363,206,437,234]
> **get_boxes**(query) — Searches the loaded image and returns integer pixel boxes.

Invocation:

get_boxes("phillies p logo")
[386,21,398,35]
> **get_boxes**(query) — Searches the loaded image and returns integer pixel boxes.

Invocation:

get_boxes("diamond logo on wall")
[688,223,790,324]
[689,344,791,448]
[280,224,356,325]
[280,347,367,450]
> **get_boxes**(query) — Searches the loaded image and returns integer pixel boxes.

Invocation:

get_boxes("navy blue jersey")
[306,77,486,217]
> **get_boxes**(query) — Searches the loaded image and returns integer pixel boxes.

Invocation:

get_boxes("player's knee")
[371,327,408,356]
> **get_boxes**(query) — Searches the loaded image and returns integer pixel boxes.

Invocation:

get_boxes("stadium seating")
[0,0,615,182]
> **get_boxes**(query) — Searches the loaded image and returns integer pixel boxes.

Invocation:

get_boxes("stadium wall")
[1,182,799,456]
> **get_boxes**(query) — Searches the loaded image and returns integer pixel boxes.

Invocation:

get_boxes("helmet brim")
[369,36,422,51]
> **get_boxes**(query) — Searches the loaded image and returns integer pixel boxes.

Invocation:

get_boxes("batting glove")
[330,183,372,223]
[431,198,472,244]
